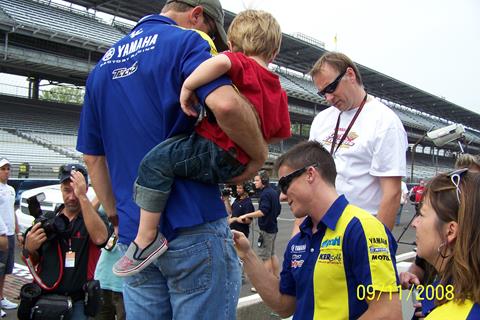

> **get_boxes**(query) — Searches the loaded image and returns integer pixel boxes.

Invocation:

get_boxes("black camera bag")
[83,280,101,316]
[31,294,73,320]
[18,283,41,320]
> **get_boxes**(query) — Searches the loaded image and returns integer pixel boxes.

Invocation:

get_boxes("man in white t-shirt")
[0,158,21,311]
[307,52,407,231]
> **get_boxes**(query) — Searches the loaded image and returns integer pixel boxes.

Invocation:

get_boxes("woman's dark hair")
[423,171,480,305]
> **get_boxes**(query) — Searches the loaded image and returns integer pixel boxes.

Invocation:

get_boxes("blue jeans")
[134,133,245,212]
[71,300,87,320]
[120,218,241,320]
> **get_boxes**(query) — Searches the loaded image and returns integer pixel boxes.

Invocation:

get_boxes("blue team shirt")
[280,195,399,319]
[77,15,231,244]
[230,197,254,236]
[258,186,281,233]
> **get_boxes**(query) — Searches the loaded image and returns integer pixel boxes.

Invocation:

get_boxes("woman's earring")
[437,242,450,259]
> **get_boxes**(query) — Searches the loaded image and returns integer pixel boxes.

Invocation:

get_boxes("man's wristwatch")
[108,215,119,227]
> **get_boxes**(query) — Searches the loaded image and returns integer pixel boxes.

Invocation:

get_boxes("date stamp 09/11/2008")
[356,284,454,301]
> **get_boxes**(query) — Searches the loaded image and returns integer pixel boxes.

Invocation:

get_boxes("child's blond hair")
[227,10,281,62]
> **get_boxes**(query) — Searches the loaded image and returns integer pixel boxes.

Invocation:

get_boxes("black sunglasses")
[279,163,318,195]
[317,68,347,98]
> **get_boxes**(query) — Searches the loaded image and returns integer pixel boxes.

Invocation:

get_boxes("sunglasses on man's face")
[317,68,347,98]
[278,164,318,195]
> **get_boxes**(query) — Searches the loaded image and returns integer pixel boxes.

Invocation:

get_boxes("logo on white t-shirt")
[323,129,359,149]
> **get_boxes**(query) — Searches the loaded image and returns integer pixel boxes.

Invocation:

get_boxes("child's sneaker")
[0,298,17,310]
[113,232,168,277]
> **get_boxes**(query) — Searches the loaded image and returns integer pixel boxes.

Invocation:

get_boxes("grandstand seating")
[25,132,77,150]
[391,107,430,130]
[406,165,452,181]
[0,1,471,179]
[288,102,316,117]
[19,131,81,158]
[383,100,480,145]
[0,128,78,178]
[0,94,457,179]
[405,151,455,181]
[0,96,82,177]
[282,73,319,96]
[2,0,478,148]
[277,71,480,150]
[277,72,323,103]
[0,3,13,25]
[0,100,79,134]
[0,0,125,50]
[112,20,134,34]
[387,102,445,130]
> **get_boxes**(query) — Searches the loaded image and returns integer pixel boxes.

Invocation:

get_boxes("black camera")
[27,193,70,241]
[221,187,232,197]
[244,181,255,196]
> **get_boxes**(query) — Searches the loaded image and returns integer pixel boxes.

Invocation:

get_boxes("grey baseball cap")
[166,0,227,51]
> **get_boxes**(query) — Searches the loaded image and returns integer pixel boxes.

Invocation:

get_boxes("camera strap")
[22,242,64,291]
[22,203,69,291]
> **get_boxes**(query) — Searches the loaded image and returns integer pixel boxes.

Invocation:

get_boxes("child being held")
[113,10,291,276]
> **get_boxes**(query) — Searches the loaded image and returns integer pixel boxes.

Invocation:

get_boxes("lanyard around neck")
[330,93,368,156]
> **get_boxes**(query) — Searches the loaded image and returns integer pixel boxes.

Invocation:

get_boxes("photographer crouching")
[20,164,110,320]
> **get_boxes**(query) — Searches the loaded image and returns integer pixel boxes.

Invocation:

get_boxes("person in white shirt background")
[0,158,22,315]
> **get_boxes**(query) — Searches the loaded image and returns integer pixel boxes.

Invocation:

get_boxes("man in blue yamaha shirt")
[76,0,267,318]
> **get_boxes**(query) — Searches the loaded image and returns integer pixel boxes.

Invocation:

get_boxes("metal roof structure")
[58,0,164,20]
